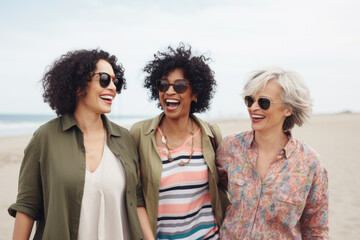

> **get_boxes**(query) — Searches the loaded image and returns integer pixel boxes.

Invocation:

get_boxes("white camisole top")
[77,137,130,240]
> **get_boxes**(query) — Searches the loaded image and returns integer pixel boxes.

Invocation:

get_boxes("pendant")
[161,136,167,144]
[163,148,168,154]
[168,154,174,162]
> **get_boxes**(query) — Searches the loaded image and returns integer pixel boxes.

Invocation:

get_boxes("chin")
[251,124,264,132]
[101,108,112,114]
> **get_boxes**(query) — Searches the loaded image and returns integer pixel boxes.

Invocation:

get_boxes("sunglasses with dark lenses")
[94,72,122,92]
[244,96,276,110]
[156,79,189,94]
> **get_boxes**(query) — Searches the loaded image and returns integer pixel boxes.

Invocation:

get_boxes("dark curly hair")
[42,49,126,116]
[143,43,216,114]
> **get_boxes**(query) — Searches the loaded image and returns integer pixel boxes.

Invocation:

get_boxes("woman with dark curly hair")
[8,49,153,240]
[130,43,230,239]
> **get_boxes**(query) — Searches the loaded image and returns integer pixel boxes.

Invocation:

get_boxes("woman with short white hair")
[217,67,329,239]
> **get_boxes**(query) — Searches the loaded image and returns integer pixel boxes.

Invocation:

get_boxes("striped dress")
[156,127,219,240]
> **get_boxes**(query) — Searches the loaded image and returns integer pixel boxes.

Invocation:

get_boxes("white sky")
[1,0,359,119]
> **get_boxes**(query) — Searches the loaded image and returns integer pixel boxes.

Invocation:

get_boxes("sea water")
[0,114,150,137]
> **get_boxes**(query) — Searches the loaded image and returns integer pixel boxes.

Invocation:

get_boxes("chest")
[226,150,313,204]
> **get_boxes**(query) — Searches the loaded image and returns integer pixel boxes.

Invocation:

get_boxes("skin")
[247,81,291,181]
[12,212,34,240]
[12,59,154,240]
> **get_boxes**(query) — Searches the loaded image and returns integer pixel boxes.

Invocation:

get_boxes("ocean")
[0,114,150,137]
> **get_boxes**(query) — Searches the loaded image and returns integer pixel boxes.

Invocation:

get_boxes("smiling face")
[247,81,291,135]
[159,68,197,120]
[75,59,117,115]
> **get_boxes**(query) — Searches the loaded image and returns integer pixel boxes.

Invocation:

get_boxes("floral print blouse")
[217,130,329,239]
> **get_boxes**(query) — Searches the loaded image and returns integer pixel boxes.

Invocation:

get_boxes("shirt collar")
[61,113,121,137]
[245,130,255,149]
[282,133,297,158]
[144,112,165,136]
[247,130,297,159]
[62,114,77,131]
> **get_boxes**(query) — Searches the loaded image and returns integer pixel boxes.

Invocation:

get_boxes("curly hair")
[143,43,216,114]
[42,49,126,116]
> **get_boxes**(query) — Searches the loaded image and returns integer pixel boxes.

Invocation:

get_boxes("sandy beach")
[1,113,359,239]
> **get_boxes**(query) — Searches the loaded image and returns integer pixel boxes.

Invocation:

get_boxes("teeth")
[166,99,180,104]
[100,95,114,100]
[252,114,265,119]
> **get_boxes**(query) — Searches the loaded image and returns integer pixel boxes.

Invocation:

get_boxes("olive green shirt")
[8,114,144,240]
[130,113,230,237]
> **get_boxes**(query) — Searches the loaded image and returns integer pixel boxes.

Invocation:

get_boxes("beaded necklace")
[160,120,194,166]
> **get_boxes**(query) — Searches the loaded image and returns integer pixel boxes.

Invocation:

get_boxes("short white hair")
[242,67,313,131]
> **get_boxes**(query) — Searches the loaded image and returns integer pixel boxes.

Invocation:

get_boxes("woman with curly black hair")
[8,49,152,240]
[130,43,230,239]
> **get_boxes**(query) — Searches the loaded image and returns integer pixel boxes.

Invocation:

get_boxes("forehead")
[95,59,114,75]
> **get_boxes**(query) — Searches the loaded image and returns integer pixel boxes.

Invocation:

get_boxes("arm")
[137,206,155,240]
[9,132,42,239]
[300,160,329,239]
[12,212,34,240]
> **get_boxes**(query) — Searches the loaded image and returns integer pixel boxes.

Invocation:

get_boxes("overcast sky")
[1,0,359,119]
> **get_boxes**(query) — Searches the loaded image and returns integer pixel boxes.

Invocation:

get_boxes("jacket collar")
[61,113,121,137]
[143,112,214,138]
[144,112,165,136]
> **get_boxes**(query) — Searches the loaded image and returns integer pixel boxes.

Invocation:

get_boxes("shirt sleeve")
[216,135,234,191]
[136,157,145,207]
[129,124,145,207]
[8,131,43,220]
[300,158,329,239]
[216,135,234,172]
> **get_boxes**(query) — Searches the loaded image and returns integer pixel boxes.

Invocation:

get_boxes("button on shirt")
[216,131,329,239]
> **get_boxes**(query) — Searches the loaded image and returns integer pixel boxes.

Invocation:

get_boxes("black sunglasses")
[244,96,282,110]
[94,72,122,92]
[156,79,189,94]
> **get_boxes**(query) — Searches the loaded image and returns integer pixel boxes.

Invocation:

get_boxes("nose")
[166,83,176,94]
[249,99,260,111]
[108,79,117,91]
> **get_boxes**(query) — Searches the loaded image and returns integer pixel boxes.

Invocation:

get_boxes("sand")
[1,113,359,239]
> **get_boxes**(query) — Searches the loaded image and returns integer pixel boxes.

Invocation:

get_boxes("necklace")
[160,119,195,166]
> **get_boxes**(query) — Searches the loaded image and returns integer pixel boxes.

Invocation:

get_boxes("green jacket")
[130,113,230,237]
[8,114,144,240]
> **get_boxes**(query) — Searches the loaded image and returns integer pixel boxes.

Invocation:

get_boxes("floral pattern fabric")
[217,130,329,239]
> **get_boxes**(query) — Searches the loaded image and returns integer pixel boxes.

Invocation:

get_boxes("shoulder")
[292,137,327,173]
[31,117,63,140]
[107,119,131,136]
[37,117,62,132]
[130,115,160,137]
[130,118,155,133]
[205,121,221,135]
[222,130,251,146]
[22,117,62,154]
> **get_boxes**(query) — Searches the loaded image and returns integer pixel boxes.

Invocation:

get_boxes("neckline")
[86,132,107,174]
[157,126,201,149]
